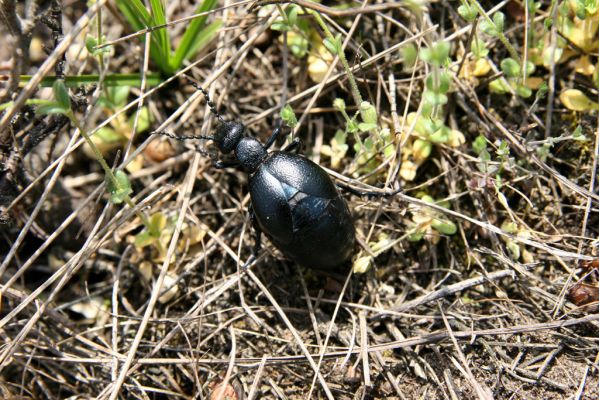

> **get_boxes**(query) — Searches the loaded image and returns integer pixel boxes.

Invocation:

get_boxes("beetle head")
[236,137,266,173]
[214,121,245,153]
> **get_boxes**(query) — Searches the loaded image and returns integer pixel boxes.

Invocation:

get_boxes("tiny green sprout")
[428,125,451,143]
[423,91,448,107]
[458,2,478,22]
[53,79,71,111]
[573,125,588,141]
[280,104,298,128]
[426,71,451,94]
[472,135,487,155]
[419,41,450,67]
[85,35,111,56]
[134,212,167,248]
[493,11,505,32]
[401,43,418,68]
[496,140,510,158]
[536,142,552,161]
[106,170,133,204]
[515,85,532,98]
[471,38,489,58]
[480,11,506,37]
[500,58,520,78]
[535,82,548,100]
[36,80,71,115]
[488,78,511,94]
[431,218,457,235]
[575,0,598,19]
[359,101,378,125]
[271,4,300,31]
[333,98,346,112]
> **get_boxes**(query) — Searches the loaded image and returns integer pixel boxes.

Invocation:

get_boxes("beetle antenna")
[183,76,225,123]
[152,130,214,142]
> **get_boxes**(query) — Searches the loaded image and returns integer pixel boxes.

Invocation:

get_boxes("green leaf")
[107,170,133,204]
[358,122,378,132]
[573,125,588,141]
[423,90,448,106]
[85,35,98,54]
[408,229,426,242]
[148,212,167,237]
[134,231,155,248]
[471,38,489,58]
[96,127,126,143]
[98,86,130,109]
[489,78,510,94]
[473,135,487,154]
[523,61,536,77]
[288,33,309,57]
[458,4,477,21]
[500,58,520,78]
[36,100,68,115]
[419,41,450,67]
[493,12,505,32]
[359,101,378,125]
[280,104,298,128]
[428,125,450,143]
[53,80,71,110]
[271,21,291,31]
[172,0,220,70]
[401,43,418,68]
[0,101,14,112]
[515,84,532,98]
[333,98,346,112]
[479,20,497,36]
[431,218,457,235]
[287,5,299,26]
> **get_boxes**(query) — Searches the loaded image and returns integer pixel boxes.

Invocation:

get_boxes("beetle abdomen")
[280,193,355,269]
[249,152,355,270]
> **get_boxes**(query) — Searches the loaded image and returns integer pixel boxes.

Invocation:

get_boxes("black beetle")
[156,80,355,270]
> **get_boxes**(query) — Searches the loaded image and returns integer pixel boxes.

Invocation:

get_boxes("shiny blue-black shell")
[249,151,355,270]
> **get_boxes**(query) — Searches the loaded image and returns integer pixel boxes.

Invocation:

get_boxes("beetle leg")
[213,159,240,169]
[240,205,262,272]
[249,204,263,254]
[264,121,283,150]
[283,138,302,153]
[336,181,401,198]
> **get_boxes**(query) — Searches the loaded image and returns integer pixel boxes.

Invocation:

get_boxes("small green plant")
[37,80,149,225]
[116,0,222,76]
[398,41,465,181]
[407,195,457,243]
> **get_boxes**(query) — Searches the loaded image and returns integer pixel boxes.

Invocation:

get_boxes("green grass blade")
[115,0,151,30]
[20,74,163,87]
[149,0,172,73]
[115,0,171,75]
[171,0,220,70]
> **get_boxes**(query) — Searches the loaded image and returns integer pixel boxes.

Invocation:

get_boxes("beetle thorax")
[235,137,266,173]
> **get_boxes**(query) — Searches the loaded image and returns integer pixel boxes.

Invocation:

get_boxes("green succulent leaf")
[107,170,133,204]
[53,80,71,111]
[280,104,298,128]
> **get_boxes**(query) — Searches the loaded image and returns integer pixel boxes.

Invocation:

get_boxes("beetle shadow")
[245,256,365,326]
